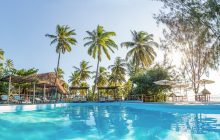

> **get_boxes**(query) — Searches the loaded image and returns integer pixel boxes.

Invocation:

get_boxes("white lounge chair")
[107,96,114,102]
[1,95,8,103]
[35,98,42,103]
[99,97,106,102]
[43,97,50,103]
[72,96,80,102]
[80,96,87,102]
[12,95,22,104]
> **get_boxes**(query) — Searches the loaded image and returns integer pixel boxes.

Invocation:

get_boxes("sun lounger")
[43,97,50,103]
[12,95,22,104]
[80,97,87,102]
[1,95,8,103]
[107,96,114,102]
[99,97,106,102]
[35,97,42,103]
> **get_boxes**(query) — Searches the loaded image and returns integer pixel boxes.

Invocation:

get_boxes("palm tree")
[108,57,126,86]
[84,25,118,95]
[121,30,158,70]
[54,67,64,79]
[96,67,109,87]
[0,49,4,61]
[45,25,77,79]
[69,71,80,87]
[4,59,15,75]
[73,60,92,82]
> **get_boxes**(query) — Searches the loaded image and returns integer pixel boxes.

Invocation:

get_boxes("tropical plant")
[108,57,126,86]
[69,71,80,87]
[54,67,64,79]
[131,65,172,101]
[79,82,89,96]
[121,31,158,70]
[96,67,109,87]
[15,68,38,76]
[4,59,15,76]
[84,25,118,95]
[73,60,92,82]
[156,0,220,69]
[0,49,4,61]
[45,25,77,79]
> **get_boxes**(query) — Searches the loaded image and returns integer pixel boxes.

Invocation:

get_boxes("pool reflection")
[61,105,220,139]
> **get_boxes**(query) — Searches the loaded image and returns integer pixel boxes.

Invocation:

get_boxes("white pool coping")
[0,103,70,113]
[1,101,220,113]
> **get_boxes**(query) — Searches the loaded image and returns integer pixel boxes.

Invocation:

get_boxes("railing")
[126,94,166,102]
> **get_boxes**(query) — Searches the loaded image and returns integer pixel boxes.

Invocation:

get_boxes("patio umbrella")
[196,79,215,88]
[154,80,174,86]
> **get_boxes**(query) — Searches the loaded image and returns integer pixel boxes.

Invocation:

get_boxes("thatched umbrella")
[196,79,215,88]
[201,88,211,95]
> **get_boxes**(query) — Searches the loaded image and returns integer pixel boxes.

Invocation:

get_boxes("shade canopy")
[196,79,215,85]
[97,86,118,90]
[0,75,38,84]
[200,88,211,95]
[0,72,68,94]
[69,87,90,90]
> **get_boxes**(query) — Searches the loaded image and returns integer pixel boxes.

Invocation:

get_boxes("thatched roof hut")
[36,72,68,94]
[200,88,211,95]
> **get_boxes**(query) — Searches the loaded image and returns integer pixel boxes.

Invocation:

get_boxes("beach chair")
[35,97,42,103]
[99,97,106,102]
[12,95,22,104]
[107,96,114,102]
[1,95,8,103]
[72,96,79,102]
[80,96,87,102]
[43,97,50,103]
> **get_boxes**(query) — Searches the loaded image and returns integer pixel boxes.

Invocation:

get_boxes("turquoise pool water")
[0,103,220,140]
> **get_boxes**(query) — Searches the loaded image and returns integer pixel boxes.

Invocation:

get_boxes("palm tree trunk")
[93,57,100,100]
[56,52,61,78]
[55,51,61,101]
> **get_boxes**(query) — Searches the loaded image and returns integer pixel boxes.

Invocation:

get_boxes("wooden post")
[97,89,99,101]
[8,76,11,103]
[33,82,36,104]
[43,84,46,100]
[18,86,21,96]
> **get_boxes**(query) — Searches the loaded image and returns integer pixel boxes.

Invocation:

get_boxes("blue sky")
[0,0,163,82]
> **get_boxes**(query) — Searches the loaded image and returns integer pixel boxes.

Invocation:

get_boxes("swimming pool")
[0,103,220,140]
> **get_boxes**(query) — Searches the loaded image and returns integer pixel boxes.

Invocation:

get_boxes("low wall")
[0,103,70,113]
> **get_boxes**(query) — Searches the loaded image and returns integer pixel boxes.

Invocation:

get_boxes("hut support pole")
[19,86,21,96]
[8,76,11,103]
[33,83,36,104]
[43,84,46,100]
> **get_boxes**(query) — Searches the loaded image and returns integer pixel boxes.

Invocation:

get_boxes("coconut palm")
[96,67,109,87]
[54,67,64,79]
[84,25,118,95]
[4,59,15,75]
[69,71,80,87]
[79,82,89,96]
[108,57,126,86]
[45,25,77,79]
[121,30,158,70]
[73,60,92,82]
